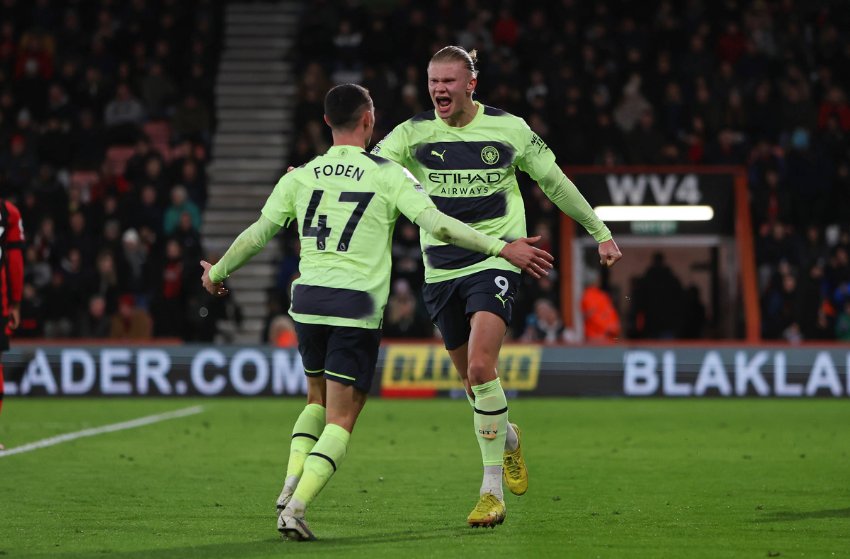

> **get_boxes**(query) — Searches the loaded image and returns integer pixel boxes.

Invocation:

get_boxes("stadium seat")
[69,170,99,191]
[143,121,172,145]
[144,121,173,161]
[152,141,172,161]
[105,146,136,176]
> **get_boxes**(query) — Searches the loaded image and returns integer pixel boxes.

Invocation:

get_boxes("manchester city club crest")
[481,145,499,165]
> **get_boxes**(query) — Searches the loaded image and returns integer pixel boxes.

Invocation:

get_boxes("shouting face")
[427,60,476,123]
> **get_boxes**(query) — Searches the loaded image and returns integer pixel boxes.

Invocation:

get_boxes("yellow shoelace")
[475,494,500,513]
[504,450,523,477]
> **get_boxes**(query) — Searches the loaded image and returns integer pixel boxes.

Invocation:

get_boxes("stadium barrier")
[3,342,849,398]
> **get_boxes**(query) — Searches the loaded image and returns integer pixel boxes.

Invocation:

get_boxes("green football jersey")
[261,145,435,329]
[372,101,556,283]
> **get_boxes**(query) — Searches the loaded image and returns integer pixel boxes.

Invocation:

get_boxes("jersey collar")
[434,100,484,130]
[326,145,360,156]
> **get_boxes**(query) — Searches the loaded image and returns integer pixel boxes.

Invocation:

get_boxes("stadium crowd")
[0,0,221,340]
[284,0,850,342]
[3,0,849,343]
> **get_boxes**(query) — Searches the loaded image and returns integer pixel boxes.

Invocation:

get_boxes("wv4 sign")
[624,349,850,397]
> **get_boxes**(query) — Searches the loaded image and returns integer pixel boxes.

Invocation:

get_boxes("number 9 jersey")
[371,102,557,284]
[261,146,435,329]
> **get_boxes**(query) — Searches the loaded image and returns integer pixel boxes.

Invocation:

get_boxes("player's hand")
[8,303,20,330]
[200,260,229,297]
[499,236,554,279]
[598,238,622,268]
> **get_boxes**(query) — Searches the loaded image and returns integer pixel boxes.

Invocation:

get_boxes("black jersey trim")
[411,110,437,122]
[483,105,508,116]
[362,152,391,165]
[292,284,374,320]
[297,155,319,169]
[425,244,490,270]
[5,241,23,250]
[413,141,514,170]
[430,191,507,223]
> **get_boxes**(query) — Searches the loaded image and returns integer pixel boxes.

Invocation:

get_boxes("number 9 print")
[494,275,509,296]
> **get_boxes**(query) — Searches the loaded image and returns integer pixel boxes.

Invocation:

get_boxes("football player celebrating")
[372,46,622,527]
[201,83,553,540]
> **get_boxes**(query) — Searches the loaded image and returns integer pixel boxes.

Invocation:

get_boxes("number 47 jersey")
[261,145,436,329]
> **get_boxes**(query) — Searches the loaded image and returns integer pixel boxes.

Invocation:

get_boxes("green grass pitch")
[1,398,847,558]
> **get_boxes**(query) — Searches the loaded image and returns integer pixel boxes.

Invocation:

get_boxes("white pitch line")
[0,405,204,458]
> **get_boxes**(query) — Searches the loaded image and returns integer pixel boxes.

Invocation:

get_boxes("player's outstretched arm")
[200,214,282,296]
[536,163,623,268]
[414,208,554,279]
[499,236,555,279]
[599,238,622,268]
[537,163,611,240]
[200,260,228,297]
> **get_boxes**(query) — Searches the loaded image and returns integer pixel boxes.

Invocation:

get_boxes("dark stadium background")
[0,0,848,346]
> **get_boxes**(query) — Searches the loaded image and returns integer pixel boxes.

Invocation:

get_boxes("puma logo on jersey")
[495,294,508,308]
[431,149,446,162]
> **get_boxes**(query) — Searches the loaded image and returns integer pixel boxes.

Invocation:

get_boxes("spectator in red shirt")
[14,32,54,80]
[817,86,850,131]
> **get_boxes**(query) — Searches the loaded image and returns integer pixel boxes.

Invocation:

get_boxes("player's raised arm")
[201,165,298,296]
[535,163,622,268]
[201,213,282,296]
[515,121,622,268]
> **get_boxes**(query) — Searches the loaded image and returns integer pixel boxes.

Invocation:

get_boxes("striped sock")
[467,384,518,452]
[285,403,326,483]
[471,378,509,465]
[289,423,350,513]
[472,379,508,499]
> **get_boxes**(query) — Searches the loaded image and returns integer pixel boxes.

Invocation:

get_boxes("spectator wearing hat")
[109,294,152,339]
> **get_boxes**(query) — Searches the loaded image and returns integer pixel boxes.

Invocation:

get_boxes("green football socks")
[286,403,326,480]
[465,384,518,452]
[471,378,509,466]
[289,423,351,514]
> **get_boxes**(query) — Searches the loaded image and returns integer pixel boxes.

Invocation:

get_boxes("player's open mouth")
[436,96,451,111]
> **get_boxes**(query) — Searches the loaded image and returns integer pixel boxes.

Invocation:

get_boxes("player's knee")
[467,359,497,385]
[325,414,357,433]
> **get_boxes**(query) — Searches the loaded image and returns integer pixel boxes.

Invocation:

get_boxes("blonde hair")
[430,45,478,77]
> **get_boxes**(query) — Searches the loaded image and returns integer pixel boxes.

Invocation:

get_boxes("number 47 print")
[302,190,374,252]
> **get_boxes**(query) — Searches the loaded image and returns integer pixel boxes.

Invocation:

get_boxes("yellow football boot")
[503,423,528,495]
[467,493,506,528]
